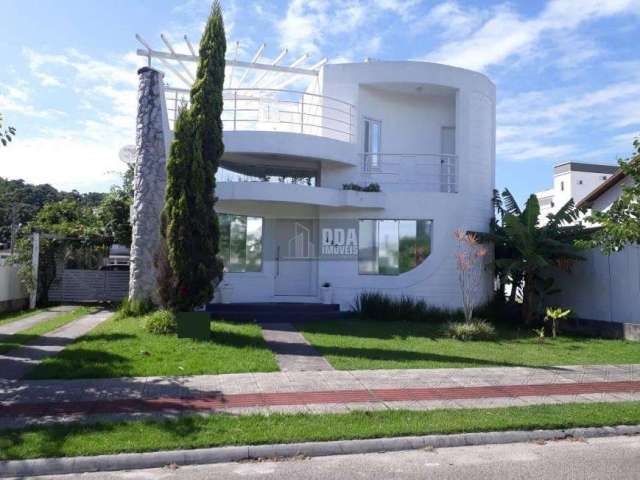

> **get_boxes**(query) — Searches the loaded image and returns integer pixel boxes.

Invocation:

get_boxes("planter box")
[176,312,211,340]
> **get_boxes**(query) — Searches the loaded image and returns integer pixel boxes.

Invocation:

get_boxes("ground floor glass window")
[358,219,432,275]
[219,214,263,272]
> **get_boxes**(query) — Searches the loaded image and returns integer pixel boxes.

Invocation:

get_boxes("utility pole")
[10,204,17,255]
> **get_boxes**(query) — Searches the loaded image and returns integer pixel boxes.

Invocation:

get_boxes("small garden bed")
[300,319,640,370]
[1,402,639,460]
[26,314,279,379]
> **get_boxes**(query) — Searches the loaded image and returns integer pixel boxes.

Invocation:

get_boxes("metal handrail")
[165,86,357,143]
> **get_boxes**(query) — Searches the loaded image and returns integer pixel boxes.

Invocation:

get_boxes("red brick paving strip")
[3,380,640,418]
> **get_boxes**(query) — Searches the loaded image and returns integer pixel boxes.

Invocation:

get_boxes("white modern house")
[130,37,496,311]
[535,162,617,225]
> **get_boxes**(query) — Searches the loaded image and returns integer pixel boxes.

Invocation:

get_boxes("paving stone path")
[1,364,638,428]
[0,309,114,380]
[0,306,76,336]
[260,322,334,371]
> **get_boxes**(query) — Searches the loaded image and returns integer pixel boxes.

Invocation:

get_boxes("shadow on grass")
[307,343,530,368]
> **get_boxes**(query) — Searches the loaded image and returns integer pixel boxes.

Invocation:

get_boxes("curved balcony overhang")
[222,130,358,168]
[216,181,385,210]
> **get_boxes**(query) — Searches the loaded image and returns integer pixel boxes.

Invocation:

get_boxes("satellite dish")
[119,145,136,165]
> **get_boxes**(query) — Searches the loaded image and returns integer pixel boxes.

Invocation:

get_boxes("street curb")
[1,425,639,477]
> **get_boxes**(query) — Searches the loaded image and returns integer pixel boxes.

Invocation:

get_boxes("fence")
[48,270,129,303]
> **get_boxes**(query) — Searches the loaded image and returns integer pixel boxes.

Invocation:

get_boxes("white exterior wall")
[550,177,640,324]
[0,264,27,305]
[212,61,496,310]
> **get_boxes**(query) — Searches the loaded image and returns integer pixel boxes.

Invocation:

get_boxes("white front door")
[274,219,315,296]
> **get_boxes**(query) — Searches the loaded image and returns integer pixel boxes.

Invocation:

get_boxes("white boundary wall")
[0,263,27,310]
[550,245,640,325]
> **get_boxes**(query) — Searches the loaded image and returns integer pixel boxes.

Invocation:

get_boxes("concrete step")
[206,303,343,323]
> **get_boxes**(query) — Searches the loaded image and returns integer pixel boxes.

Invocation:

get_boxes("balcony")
[165,87,356,143]
[361,153,458,193]
[215,176,385,210]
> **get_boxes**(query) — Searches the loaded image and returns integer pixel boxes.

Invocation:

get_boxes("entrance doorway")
[274,219,316,296]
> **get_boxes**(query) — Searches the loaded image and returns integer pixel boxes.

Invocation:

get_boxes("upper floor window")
[219,214,263,272]
[358,219,432,275]
[560,181,565,191]
[363,117,381,171]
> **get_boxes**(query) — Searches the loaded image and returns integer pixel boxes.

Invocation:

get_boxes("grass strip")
[26,315,278,379]
[301,319,640,370]
[0,307,93,355]
[0,308,45,328]
[1,402,639,461]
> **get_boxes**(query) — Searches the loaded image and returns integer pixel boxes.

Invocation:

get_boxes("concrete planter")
[220,284,234,304]
[176,312,211,340]
[320,285,333,304]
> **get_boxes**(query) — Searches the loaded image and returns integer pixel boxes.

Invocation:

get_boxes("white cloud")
[412,1,486,39]
[0,82,66,119]
[0,136,124,192]
[497,79,640,163]
[422,0,640,71]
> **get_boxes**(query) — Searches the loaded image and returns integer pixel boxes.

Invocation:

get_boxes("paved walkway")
[1,364,638,428]
[0,309,113,380]
[260,322,333,371]
[0,306,75,336]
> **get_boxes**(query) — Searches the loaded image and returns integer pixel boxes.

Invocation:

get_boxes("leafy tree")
[0,113,16,147]
[162,2,225,311]
[583,137,640,254]
[12,199,106,305]
[97,185,132,247]
[485,190,587,325]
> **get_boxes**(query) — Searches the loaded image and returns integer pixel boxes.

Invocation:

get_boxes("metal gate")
[48,269,129,303]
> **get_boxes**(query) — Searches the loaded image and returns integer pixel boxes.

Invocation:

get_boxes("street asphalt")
[37,434,640,480]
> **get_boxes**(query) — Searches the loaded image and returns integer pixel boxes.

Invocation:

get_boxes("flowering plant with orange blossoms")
[454,229,488,323]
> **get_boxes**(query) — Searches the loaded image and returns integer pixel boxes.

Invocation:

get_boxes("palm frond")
[501,188,521,215]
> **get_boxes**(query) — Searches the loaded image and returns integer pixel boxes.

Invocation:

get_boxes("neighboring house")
[131,40,496,310]
[549,167,640,333]
[535,162,617,225]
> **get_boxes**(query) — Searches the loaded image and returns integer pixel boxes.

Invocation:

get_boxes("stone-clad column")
[129,67,169,303]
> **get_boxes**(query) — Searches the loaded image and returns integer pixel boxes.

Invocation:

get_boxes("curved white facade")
[208,60,496,310]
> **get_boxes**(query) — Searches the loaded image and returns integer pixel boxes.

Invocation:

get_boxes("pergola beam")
[160,34,195,82]
[135,48,319,77]
[135,35,192,88]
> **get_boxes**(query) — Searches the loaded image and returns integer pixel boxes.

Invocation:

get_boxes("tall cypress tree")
[163,1,226,311]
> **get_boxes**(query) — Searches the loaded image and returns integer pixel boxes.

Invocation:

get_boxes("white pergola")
[135,34,328,91]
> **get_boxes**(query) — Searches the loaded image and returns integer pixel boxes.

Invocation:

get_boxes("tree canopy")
[583,137,640,254]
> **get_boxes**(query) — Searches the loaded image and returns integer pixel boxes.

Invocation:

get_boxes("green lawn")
[0,307,92,355]
[1,401,639,461]
[26,315,279,379]
[300,320,640,370]
[0,308,45,327]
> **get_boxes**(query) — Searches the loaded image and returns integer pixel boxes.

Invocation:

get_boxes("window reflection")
[358,219,432,275]
[219,214,263,272]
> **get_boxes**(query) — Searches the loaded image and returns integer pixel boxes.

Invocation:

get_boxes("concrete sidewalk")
[1,364,638,428]
[0,309,113,380]
[260,322,334,371]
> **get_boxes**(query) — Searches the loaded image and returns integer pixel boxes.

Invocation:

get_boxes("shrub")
[116,297,155,319]
[446,319,496,341]
[144,310,177,335]
[352,292,461,323]
[342,183,381,192]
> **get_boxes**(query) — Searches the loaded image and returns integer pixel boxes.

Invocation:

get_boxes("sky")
[0,0,639,203]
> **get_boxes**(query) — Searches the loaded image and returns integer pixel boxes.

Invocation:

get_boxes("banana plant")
[480,189,588,325]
